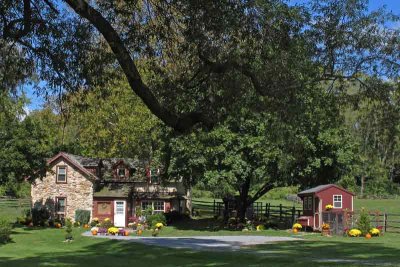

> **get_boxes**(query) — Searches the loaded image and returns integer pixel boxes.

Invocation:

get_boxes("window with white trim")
[141,201,165,214]
[333,195,342,208]
[153,201,165,213]
[141,201,152,211]
[304,197,308,210]
[56,166,67,183]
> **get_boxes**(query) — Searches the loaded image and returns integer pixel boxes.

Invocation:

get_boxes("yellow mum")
[348,229,361,237]
[370,228,380,236]
[293,223,302,230]
[155,223,164,228]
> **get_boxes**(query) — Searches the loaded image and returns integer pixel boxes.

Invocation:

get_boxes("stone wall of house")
[31,159,93,221]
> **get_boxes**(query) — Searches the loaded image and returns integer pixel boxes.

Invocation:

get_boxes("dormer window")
[118,168,125,178]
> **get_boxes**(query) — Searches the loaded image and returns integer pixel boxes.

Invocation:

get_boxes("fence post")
[291,206,296,224]
[384,213,387,233]
[279,204,283,221]
[213,199,215,215]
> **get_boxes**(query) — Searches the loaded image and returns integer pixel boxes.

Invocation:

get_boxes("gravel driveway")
[83,232,299,251]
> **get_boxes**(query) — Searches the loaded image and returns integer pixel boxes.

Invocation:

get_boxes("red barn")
[297,184,355,230]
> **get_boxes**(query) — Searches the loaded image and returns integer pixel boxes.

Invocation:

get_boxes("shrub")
[0,219,12,244]
[65,218,73,241]
[165,211,189,224]
[357,208,371,235]
[100,218,114,229]
[31,206,51,226]
[74,210,90,225]
[146,213,166,229]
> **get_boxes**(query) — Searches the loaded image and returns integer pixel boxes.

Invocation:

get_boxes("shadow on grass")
[1,235,400,267]
[252,239,400,266]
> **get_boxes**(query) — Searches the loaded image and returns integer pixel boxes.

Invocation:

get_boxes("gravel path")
[83,232,299,251]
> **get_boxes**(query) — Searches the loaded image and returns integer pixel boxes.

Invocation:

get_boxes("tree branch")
[249,182,275,204]
[64,0,212,132]
[3,0,33,39]
[198,52,267,97]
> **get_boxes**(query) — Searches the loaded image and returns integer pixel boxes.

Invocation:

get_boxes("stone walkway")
[83,232,299,251]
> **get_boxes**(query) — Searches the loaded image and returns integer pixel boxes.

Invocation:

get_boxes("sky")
[23,0,400,111]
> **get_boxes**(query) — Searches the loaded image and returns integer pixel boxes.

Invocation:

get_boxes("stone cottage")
[31,152,191,227]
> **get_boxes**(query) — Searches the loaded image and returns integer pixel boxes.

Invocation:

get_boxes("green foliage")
[146,213,166,229]
[262,186,299,200]
[65,218,73,241]
[74,210,90,225]
[0,93,50,195]
[99,219,114,229]
[31,206,51,227]
[0,219,11,244]
[357,208,371,235]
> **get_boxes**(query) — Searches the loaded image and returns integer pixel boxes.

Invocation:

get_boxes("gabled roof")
[298,184,355,196]
[47,152,98,180]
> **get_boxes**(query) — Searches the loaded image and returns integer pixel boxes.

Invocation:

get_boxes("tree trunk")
[237,178,251,223]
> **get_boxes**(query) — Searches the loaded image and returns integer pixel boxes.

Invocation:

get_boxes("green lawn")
[1,227,400,266]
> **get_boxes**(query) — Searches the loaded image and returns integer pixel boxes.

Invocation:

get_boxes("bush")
[0,219,12,243]
[146,213,166,229]
[165,211,189,224]
[65,218,73,241]
[75,210,91,225]
[99,218,114,229]
[357,208,371,235]
[31,206,51,226]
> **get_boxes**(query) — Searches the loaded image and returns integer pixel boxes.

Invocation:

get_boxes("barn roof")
[298,184,355,196]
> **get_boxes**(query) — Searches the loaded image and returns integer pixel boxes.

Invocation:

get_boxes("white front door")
[114,200,126,227]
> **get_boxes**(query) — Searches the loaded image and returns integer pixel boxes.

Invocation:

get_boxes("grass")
[1,227,400,266]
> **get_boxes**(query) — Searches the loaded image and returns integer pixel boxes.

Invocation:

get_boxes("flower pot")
[365,233,372,239]
[124,231,130,236]
[91,230,98,236]
[321,229,330,236]
[137,229,143,236]
[293,228,298,234]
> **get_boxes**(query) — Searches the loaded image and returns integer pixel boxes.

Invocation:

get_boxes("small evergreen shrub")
[65,218,73,241]
[357,208,371,235]
[74,210,90,225]
[0,219,12,243]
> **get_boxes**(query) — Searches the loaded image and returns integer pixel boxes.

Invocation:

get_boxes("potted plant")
[91,227,99,235]
[325,204,333,211]
[292,223,302,233]
[321,223,330,236]
[369,228,380,237]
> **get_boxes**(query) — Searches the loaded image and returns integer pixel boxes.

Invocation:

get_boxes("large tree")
[0,0,398,133]
[168,84,356,221]
[0,92,51,196]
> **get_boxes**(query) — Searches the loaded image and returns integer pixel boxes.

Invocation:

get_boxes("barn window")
[333,195,342,208]
[118,168,125,177]
[307,196,312,210]
[304,196,313,210]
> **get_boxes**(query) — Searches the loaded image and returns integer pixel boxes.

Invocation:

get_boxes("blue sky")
[23,0,400,111]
